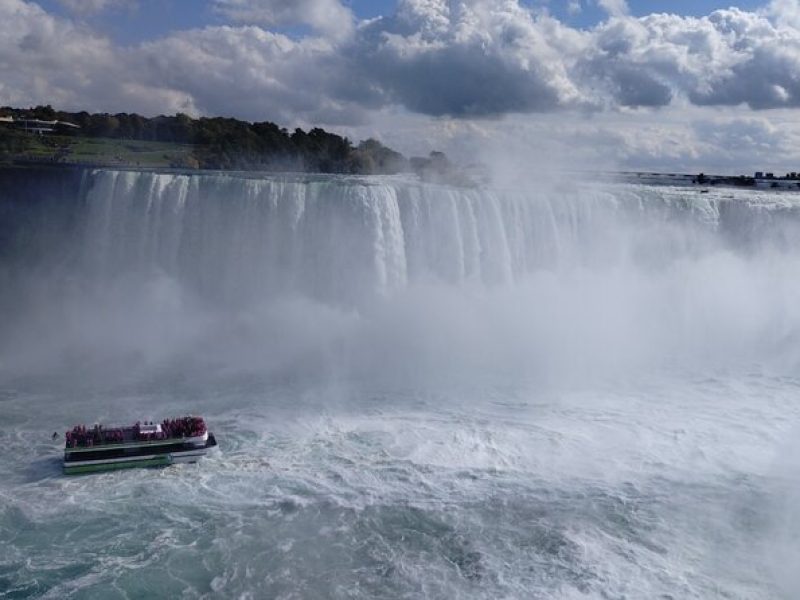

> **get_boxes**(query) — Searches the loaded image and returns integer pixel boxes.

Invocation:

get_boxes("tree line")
[0,105,449,176]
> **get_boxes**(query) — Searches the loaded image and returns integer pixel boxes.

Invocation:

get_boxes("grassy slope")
[1,131,195,168]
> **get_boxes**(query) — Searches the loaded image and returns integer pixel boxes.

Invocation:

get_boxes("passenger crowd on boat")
[159,417,206,439]
[65,417,207,448]
[65,424,124,448]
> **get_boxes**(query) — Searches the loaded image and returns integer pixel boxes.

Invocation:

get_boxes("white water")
[1,171,799,598]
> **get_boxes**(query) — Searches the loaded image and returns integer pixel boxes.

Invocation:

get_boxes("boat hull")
[63,434,217,475]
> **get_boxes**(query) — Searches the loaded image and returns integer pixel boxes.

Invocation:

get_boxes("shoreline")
[4,160,800,192]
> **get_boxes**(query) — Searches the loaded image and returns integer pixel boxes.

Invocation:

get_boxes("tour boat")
[63,416,217,475]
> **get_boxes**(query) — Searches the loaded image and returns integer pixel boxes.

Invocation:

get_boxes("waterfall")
[2,167,799,377]
[70,169,800,307]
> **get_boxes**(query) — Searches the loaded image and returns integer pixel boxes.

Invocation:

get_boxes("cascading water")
[72,170,800,303]
[1,168,799,599]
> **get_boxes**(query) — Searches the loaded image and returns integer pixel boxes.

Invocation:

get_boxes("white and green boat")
[63,417,217,475]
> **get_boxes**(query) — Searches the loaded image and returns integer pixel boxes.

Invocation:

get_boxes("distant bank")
[0,104,468,184]
[621,171,800,190]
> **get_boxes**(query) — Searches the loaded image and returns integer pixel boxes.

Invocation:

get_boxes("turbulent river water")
[1,169,799,599]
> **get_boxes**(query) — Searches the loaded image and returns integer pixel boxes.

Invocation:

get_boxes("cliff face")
[0,165,87,267]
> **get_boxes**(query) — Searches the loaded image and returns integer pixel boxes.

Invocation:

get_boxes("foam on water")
[2,376,798,598]
[0,171,799,598]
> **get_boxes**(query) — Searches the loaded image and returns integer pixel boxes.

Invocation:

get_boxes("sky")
[3,0,800,172]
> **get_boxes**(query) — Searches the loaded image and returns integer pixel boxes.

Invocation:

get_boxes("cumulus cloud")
[56,0,136,14]
[343,1,800,115]
[345,104,800,174]
[0,0,113,106]
[135,25,364,124]
[0,0,193,114]
[346,0,587,116]
[4,0,800,161]
[576,8,800,110]
[0,0,352,122]
[212,0,354,39]
[685,9,800,109]
[765,0,800,29]
[694,116,781,151]
[597,0,628,17]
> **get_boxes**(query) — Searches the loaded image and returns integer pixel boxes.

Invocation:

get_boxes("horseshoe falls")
[1,167,800,599]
